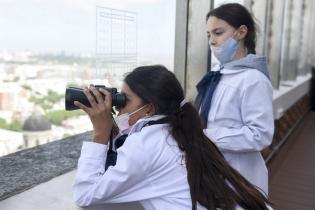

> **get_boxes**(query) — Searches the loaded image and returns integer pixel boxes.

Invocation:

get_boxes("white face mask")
[114,104,148,133]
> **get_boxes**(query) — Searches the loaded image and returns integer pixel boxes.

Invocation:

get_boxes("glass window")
[280,0,304,82]
[298,0,314,75]
[265,0,286,89]
[0,0,176,156]
[246,0,269,56]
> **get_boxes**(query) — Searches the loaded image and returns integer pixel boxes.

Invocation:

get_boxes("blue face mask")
[210,37,240,64]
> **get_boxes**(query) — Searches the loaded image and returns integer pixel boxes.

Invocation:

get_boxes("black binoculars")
[65,85,126,110]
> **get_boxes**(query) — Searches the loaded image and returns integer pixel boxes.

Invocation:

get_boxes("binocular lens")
[65,86,126,111]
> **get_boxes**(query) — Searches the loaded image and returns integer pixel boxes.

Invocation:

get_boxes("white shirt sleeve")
[204,80,274,152]
[73,135,153,207]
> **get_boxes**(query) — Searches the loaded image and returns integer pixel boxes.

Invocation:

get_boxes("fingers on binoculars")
[83,88,98,108]
[74,101,89,113]
[89,86,104,105]
[99,88,112,107]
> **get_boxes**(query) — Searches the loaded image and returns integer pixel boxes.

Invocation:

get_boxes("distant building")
[0,92,14,111]
[0,83,32,123]
[22,111,52,148]
[95,7,138,78]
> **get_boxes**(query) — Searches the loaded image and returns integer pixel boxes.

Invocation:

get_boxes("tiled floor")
[269,112,315,210]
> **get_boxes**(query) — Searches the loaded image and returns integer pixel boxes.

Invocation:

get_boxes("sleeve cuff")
[203,127,218,142]
[80,141,108,159]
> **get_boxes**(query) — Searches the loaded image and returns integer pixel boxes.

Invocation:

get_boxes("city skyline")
[0,0,175,68]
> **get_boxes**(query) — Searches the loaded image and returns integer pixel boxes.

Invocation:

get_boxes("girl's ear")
[146,103,157,116]
[237,25,248,40]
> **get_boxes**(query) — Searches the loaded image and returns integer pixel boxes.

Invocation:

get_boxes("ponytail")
[169,102,270,210]
[125,65,270,210]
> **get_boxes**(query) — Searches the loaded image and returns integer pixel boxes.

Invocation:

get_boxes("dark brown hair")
[125,65,271,210]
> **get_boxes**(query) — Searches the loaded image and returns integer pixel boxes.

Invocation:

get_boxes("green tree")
[9,120,22,131]
[21,84,32,91]
[0,118,8,129]
[13,76,20,82]
[46,90,64,104]
[0,118,22,131]
[29,89,64,111]
[46,110,85,125]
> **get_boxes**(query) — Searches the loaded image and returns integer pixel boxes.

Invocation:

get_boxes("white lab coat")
[73,115,207,210]
[203,65,274,195]
[73,114,273,209]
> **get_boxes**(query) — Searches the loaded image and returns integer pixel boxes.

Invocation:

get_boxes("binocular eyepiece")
[65,85,126,111]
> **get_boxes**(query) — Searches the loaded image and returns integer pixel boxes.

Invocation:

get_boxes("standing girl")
[196,3,274,195]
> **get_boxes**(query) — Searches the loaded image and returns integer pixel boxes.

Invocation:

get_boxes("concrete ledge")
[0,170,144,210]
[273,73,311,119]
[0,131,92,201]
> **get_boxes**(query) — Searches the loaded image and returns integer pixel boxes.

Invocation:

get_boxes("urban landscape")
[0,51,124,156]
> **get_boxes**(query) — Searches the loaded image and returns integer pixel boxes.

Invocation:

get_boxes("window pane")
[246,0,269,56]
[0,0,175,156]
[265,0,286,89]
[281,0,303,82]
[298,0,313,75]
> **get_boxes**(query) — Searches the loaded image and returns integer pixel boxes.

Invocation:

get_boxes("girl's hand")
[74,85,113,144]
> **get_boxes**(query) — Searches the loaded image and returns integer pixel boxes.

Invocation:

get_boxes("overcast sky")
[0,0,175,66]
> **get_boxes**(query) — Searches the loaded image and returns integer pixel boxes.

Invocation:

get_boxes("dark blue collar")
[195,68,223,127]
